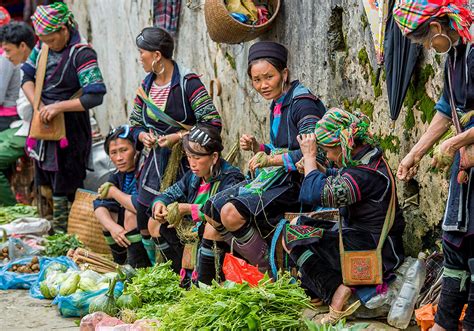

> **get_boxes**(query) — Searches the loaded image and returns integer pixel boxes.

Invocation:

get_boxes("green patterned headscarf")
[315,108,374,167]
[31,2,75,36]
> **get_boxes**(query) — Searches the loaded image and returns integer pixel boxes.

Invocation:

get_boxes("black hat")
[247,41,288,66]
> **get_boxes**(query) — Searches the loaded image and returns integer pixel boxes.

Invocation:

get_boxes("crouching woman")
[285,109,405,324]
[94,126,150,268]
[150,124,244,283]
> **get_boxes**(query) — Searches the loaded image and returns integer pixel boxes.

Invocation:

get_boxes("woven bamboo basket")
[67,189,111,255]
[204,0,281,44]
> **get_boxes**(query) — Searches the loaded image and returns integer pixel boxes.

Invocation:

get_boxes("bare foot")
[330,284,352,311]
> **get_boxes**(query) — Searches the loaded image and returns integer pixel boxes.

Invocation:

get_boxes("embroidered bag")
[238,166,286,195]
[339,158,396,286]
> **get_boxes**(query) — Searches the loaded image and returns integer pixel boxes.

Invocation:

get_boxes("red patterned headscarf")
[0,6,11,26]
[393,0,473,43]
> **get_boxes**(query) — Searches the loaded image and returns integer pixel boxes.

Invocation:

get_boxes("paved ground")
[0,290,79,331]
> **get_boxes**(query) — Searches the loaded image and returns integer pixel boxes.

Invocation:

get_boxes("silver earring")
[430,33,452,55]
[210,164,214,176]
[151,59,165,75]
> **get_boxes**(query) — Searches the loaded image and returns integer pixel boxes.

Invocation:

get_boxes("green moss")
[224,52,236,70]
[376,134,401,154]
[360,101,374,120]
[358,48,369,67]
[360,12,368,30]
[358,48,383,98]
[403,64,436,125]
[435,54,441,65]
[404,107,415,130]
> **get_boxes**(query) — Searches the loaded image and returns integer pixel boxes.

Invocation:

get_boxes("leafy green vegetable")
[0,205,38,224]
[89,277,119,316]
[124,261,183,304]
[152,273,312,331]
[304,318,370,331]
[43,233,83,257]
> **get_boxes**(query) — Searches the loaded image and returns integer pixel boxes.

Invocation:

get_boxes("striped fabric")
[393,0,473,43]
[76,58,104,93]
[154,0,182,34]
[31,2,76,36]
[190,180,212,222]
[189,85,221,128]
[322,172,361,208]
[148,82,171,121]
[315,108,374,167]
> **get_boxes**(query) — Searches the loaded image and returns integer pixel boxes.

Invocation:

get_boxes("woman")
[129,27,221,265]
[0,6,20,133]
[289,108,405,324]
[21,2,106,232]
[394,1,474,329]
[150,124,244,284]
[93,125,150,268]
[202,41,326,271]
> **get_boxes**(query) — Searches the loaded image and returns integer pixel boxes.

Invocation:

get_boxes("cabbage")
[78,270,102,292]
[59,273,80,296]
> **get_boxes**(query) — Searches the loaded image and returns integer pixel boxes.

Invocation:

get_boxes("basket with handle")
[67,189,111,255]
[204,0,281,44]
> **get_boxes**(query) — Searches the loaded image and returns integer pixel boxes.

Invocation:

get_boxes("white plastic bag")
[0,217,51,235]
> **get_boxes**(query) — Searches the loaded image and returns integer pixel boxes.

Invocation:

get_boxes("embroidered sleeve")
[185,77,222,130]
[129,79,147,129]
[74,47,106,95]
[321,172,362,207]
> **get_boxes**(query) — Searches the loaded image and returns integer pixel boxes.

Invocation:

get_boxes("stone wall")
[68,0,457,255]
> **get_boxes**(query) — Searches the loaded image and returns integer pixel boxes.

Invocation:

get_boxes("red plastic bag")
[222,253,264,287]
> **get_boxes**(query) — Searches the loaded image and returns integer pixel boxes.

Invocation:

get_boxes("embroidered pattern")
[76,59,104,90]
[284,224,324,250]
[322,173,360,207]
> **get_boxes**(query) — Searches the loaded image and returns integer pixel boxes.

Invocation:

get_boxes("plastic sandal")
[320,300,361,325]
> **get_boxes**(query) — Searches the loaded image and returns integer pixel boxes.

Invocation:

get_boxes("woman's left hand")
[39,103,62,124]
[248,151,272,173]
[297,133,318,158]
[157,133,181,148]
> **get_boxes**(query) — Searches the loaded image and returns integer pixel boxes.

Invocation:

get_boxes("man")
[0,22,35,205]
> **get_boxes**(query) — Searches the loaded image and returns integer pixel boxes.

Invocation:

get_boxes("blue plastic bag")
[29,256,79,299]
[53,281,123,317]
[0,257,41,290]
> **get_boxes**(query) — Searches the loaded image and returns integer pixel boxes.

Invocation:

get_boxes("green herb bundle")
[43,233,84,257]
[0,205,38,224]
[124,261,183,304]
[159,273,312,331]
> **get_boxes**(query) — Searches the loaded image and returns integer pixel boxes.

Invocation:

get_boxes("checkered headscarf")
[393,0,473,43]
[31,2,76,36]
[315,108,374,167]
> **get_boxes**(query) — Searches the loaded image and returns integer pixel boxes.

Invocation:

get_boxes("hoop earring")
[430,33,452,55]
[151,59,165,75]
[209,164,214,177]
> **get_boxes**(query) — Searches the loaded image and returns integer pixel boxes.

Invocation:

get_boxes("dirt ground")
[0,289,79,331]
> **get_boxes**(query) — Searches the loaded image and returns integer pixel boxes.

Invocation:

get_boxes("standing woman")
[394,1,474,329]
[22,2,106,232]
[129,27,221,265]
[203,41,326,271]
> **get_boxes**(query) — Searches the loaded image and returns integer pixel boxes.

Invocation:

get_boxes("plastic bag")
[0,217,51,236]
[53,281,123,317]
[222,253,264,287]
[0,256,41,289]
[80,312,111,331]
[29,256,79,299]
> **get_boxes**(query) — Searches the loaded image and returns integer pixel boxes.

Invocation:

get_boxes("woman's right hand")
[240,134,260,153]
[153,202,168,223]
[110,223,131,248]
[139,130,157,149]
[397,152,421,181]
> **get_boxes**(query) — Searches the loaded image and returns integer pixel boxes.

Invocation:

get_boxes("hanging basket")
[204,0,281,44]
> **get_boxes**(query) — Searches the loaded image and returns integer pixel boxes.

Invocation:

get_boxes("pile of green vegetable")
[43,233,84,257]
[145,273,312,330]
[0,205,38,224]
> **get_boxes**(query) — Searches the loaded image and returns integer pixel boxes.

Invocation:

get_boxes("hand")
[432,140,456,172]
[153,202,168,223]
[397,152,421,181]
[98,182,115,199]
[110,223,131,248]
[240,134,260,153]
[296,157,305,174]
[39,103,62,124]
[297,134,318,158]
[157,133,181,148]
[178,203,191,217]
[138,130,157,149]
[248,151,272,173]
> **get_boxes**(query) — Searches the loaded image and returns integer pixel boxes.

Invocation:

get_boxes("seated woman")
[285,108,405,325]
[150,124,244,284]
[202,41,326,272]
[93,126,150,268]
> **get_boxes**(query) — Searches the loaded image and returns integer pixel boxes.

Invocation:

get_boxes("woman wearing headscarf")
[202,41,326,272]
[129,27,221,265]
[288,108,405,325]
[21,2,106,232]
[393,1,474,329]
